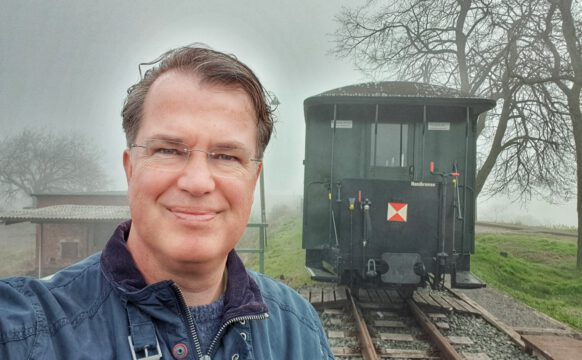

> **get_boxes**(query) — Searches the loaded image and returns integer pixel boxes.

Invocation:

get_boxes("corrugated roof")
[0,205,130,224]
[314,81,472,98]
[304,81,497,114]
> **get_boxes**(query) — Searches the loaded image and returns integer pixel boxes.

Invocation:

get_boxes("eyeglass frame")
[129,138,262,178]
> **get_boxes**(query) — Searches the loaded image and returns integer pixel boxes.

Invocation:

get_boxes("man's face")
[123,71,260,270]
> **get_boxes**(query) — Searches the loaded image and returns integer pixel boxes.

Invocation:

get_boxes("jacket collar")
[100,220,268,316]
[100,220,147,292]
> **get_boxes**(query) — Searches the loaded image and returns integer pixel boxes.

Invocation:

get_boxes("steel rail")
[407,298,464,360]
[347,290,379,360]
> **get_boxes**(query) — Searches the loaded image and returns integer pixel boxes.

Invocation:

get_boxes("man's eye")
[152,147,181,156]
[210,153,239,162]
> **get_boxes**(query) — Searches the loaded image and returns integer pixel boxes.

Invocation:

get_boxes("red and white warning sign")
[387,202,408,222]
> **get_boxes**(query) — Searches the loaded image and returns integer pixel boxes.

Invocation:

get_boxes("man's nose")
[176,152,216,195]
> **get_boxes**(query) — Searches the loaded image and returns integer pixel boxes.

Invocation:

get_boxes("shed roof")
[305,81,496,112]
[0,205,130,225]
[314,81,469,98]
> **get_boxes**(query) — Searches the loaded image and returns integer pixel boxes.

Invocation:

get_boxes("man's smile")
[169,207,219,222]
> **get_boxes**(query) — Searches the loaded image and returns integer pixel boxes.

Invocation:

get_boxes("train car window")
[370,123,408,167]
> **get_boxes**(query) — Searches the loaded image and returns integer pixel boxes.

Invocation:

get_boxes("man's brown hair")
[122,45,275,158]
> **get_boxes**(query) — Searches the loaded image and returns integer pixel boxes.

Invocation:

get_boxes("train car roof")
[305,81,496,113]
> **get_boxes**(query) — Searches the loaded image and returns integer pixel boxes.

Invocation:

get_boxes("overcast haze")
[1,0,577,226]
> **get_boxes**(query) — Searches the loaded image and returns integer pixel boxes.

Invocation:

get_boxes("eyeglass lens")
[133,139,257,178]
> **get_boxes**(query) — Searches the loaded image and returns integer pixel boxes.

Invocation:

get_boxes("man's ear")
[123,150,133,183]
[254,162,262,182]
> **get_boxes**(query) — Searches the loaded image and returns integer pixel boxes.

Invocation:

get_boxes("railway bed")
[300,286,580,360]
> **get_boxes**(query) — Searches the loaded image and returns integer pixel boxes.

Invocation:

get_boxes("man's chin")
[168,249,230,268]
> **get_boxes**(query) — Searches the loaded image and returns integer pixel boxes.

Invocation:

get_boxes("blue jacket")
[0,221,334,360]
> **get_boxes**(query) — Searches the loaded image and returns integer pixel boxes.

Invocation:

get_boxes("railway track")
[301,286,537,360]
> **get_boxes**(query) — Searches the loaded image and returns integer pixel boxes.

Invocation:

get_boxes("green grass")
[472,234,582,331]
[244,212,314,289]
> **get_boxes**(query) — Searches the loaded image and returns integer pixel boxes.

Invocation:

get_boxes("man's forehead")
[146,70,200,96]
[144,70,255,114]
[149,70,247,96]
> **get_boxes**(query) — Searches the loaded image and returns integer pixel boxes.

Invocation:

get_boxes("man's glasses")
[130,139,261,178]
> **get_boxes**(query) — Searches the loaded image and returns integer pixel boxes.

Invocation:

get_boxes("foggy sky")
[1,0,363,196]
[0,0,576,226]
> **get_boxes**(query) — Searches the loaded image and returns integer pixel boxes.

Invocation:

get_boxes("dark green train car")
[302,82,495,290]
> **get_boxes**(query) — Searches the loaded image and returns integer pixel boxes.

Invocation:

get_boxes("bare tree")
[0,129,111,206]
[510,0,582,267]
[332,0,580,266]
[333,0,574,199]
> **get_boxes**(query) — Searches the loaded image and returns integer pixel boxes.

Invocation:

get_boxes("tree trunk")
[577,143,582,269]
[556,0,582,268]
[475,95,512,195]
[455,0,471,95]
[569,95,582,269]
[566,91,582,268]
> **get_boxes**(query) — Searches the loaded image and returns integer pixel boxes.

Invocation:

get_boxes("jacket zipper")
[172,283,205,359]
[172,282,268,359]
[208,313,269,355]
[206,312,269,357]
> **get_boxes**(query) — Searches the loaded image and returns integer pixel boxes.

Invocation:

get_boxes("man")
[0,45,334,359]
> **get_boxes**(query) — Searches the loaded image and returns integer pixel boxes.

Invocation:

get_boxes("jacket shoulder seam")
[44,255,101,291]
[48,273,114,335]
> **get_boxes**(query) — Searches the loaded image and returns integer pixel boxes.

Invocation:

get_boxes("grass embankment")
[245,212,313,289]
[472,234,582,331]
